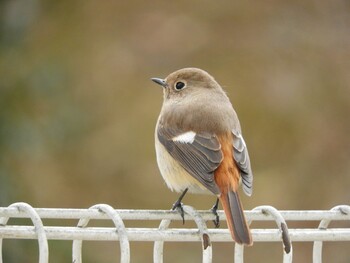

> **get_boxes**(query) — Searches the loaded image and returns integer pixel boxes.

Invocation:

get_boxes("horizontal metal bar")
[0,226,350,242]
[0,208,349,221]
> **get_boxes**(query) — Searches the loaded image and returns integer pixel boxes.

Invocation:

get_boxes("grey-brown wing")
[232,129,253,196]
[157,125,222,195]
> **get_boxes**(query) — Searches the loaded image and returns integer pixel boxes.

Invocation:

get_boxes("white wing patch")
[172,131,196,144]
[236,133,247,148]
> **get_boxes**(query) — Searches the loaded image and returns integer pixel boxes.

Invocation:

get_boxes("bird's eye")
[175,81,186,90]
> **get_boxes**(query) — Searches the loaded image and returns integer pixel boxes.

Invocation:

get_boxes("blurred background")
[0,0,349,262]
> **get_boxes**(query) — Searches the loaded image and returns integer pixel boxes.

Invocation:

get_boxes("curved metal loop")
[235,206,293,263]
[72,204,130,263]
[182,205,212,263]
[0,202,49,263]
[153,205,212,263]
[313,205,350,263]
[0,211,8,263]
[153,216,172,263]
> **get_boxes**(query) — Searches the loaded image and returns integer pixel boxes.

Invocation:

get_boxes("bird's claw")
[171,188,188,224]
[211,199,220,228]
[172,200,185,224]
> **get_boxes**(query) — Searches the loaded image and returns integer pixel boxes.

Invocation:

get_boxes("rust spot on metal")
[281,222,291,254]
[202,233,211,250]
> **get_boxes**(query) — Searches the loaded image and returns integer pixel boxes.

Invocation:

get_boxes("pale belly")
[155,138,211,194]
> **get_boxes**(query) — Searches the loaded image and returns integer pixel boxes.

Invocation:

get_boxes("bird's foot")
[210,198,220,228]
[172,188,188,225]
[172,199,185,224]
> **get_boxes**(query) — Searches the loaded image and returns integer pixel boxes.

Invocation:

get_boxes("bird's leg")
[210,198,220,228]
[172,188,188,224]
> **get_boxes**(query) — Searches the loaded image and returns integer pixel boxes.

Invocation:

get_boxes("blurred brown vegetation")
[1,0,350,262]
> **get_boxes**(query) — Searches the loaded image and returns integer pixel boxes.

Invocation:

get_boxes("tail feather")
[220,190,252,245]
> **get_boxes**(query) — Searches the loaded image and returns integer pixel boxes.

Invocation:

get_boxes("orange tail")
[220,190,252,245]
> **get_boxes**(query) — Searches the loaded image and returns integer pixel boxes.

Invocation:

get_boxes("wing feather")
[232,130,253,196]
[157,125,222,195]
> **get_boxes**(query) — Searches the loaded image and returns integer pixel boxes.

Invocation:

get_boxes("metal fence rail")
[0,203,349,263]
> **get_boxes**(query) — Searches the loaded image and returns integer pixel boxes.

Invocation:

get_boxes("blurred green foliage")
[1,0,350,262]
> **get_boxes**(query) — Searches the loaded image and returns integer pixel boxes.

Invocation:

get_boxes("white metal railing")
[0,203,349,263]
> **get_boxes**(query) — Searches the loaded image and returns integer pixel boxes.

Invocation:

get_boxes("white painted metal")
[71,204,130,263]
[153,215,171,263]
[153,205,212,263]
[179,206,212,263]
[1,208,350,221]
[235,205,294,263]
[313,205,350,263]
[0,203,49,263]
[0,203,349,263]
[1,226,350,242]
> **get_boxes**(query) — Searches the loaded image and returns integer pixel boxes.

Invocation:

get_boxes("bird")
[151,68,253,245]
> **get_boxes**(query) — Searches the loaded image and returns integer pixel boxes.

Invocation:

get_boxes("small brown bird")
[152,68,253,245]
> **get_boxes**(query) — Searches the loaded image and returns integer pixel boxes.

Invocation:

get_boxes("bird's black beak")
[151,78,167,88]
